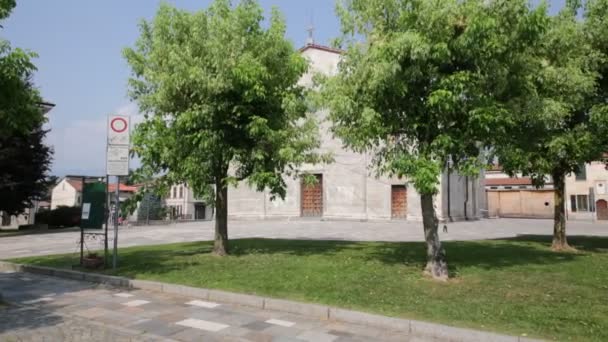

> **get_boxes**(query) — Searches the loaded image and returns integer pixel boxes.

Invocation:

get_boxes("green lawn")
[11,235,608,341]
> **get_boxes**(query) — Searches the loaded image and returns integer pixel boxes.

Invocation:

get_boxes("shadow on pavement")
[0,271,99,334]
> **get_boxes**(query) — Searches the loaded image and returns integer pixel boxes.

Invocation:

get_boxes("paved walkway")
[1,218,607,259]
[0,271,427,341]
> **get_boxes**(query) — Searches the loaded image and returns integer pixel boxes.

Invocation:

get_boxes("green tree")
[494,1,608,251]
[0,0,45,136]
[0,0,52,216]
[321,0,547,280]
[124,0,324,255]
[0,125,52,216]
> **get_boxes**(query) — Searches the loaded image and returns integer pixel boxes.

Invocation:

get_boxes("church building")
[227,43,485,222]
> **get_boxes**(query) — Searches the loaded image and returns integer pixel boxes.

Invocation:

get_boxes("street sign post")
[106,145,129,176]
[106,115,130,269]
[107,116,130,176]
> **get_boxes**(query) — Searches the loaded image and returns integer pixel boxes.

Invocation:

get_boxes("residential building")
[51,176,136,210]
[0,207,35,229]
[51,178,84,209]
[165,184,212,220]
[566,162,608,221]
[484,167,554,219]
[227,44,485,222]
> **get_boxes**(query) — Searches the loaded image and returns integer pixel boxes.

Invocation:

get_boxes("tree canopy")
[494,0,608,250]
[0,0,52,216]
[0,126,52,215]
[321,0,548,279]
[0,0,45,137]
[124,0,325,255]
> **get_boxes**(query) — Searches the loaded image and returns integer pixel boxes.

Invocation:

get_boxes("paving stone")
[243,331,275,342]
[73,307,107,319]
[271,336,305,342]
[297,330,339,342]
[186,299,220,308]
[186,308,223,321]
[266,319,296,327]
[175,318,230,332]
[134,318,187,337]
[170,327,218,341]
[263,325,304,338]
[218,325,251,337]
[114,292,135,298]
[0,270,510,342]
[243,321,273,331]
[214,312,260,326]
[122,299,150,307]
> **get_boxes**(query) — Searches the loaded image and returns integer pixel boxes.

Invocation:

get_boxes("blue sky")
[3,0,565,176]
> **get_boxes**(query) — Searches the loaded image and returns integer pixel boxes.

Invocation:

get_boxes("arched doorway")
[597,200,608,220]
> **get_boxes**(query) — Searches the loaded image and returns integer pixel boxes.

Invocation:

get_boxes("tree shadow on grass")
[93,235,608,280]
[501,234,608,253]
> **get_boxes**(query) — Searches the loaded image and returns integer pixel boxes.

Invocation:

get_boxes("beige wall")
[487,190,554,219]
[565,162,608,220]
[51,179,79,210]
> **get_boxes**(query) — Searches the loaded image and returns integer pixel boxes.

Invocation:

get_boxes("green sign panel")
[81,182,106,229]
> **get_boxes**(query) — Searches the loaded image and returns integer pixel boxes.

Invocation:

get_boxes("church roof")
[299,43,343,55]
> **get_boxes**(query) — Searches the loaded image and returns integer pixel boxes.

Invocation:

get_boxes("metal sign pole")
[80,176,85,266]
[113,176,120,269]
[104,175,109,267]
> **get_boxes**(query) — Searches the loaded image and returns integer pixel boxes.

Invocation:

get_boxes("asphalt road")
[1,218,606,259]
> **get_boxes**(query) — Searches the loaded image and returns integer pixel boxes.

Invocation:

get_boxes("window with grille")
[571,195,589,212]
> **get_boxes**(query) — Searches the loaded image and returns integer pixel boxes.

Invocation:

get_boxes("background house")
[566,162,608,221]
[164,184,212,220]
[228,44,485,222]
[484,167,554,219]
[51,177,84,209]
[51,176,136,209]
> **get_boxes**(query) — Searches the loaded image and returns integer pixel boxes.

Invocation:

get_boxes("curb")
[0,261,540,342]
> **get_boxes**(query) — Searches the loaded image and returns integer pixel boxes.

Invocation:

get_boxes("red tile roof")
[65,180,136,193]
[108,184,138,193]
[66,179,83,192]
[485,178,534,186]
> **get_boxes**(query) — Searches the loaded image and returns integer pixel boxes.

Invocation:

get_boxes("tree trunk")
[421,193,448,281]
[551,172,571,251]
[213,179,229,256]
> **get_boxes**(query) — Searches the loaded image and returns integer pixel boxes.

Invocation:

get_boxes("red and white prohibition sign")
[110,117,128,133]
[107,115,130,147]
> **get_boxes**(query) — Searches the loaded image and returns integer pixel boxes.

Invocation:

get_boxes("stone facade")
[227,45,484,222]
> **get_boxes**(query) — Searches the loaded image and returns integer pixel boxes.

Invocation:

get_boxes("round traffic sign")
[110,117,128,133]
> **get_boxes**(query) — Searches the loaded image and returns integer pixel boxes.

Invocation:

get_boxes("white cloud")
[48,102,142,176]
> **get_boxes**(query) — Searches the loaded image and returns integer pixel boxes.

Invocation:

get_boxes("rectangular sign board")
[81,203,91,220]
[108,115,130,146]
[107,145,129,176]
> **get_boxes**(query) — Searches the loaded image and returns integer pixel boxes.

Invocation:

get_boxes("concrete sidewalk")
[0,271,426,342]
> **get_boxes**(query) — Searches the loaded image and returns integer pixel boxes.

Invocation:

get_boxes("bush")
[36,206,81,228]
